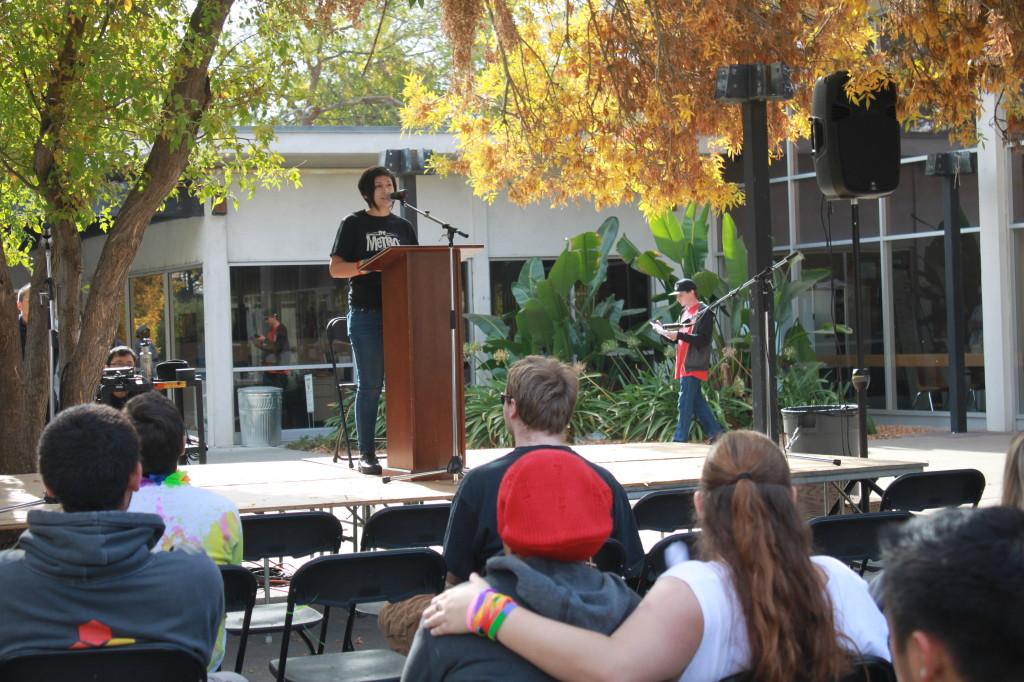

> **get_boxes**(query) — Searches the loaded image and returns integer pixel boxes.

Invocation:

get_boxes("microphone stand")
[41,225,60,420]
[381,196,468,484]
[0,495,60,515]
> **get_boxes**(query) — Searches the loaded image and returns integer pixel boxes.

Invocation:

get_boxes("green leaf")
[648,208,686,263]
[632,251,675,282]
[465,313,510,340]
[721,211,748,288]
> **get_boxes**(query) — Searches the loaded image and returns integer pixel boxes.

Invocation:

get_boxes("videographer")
[97,345,150,409]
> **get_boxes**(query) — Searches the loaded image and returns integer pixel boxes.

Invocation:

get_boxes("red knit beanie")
[497,448,613,562]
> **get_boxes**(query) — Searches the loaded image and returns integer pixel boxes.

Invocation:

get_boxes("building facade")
[83,113,1024,446]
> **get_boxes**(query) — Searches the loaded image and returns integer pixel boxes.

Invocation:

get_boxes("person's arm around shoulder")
[424,573,704,682]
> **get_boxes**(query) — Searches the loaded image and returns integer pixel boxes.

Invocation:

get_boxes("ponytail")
[698,431,848,682]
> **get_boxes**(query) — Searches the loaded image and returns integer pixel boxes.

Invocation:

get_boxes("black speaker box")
[811,71,900,199]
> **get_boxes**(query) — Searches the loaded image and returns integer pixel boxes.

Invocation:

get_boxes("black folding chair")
[325,316,357,468]
[719,654,896,682]
[270,548,447,682]
[635,531,701,595]
[220,564,258,674]
[879,468,985,512]
[632,488,698,534]
[359,503,452,551]
[0,644,208,681]
[354,503,451,624]
[228,512,346,656]
[592,538,627,576]
[809,511,913,575]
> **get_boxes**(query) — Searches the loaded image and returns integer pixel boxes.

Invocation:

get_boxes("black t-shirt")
[442,445,645,582]
[330,210,418,309]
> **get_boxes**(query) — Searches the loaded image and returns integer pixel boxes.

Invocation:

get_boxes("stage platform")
[0,441,926,533]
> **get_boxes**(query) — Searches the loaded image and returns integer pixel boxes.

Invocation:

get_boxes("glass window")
[232,368,339,432]
[170,269,204,369]
[889,234,983,410]
[795,148,816,175]
[129,273,167,358]
[888,160,979,235]
[769,151,787,178]
[230,265,347,430]
[797,179,880,243]
[726,194,792,252]
[803,247,886,408]
[489,259,650,327]
[770,181,790,248]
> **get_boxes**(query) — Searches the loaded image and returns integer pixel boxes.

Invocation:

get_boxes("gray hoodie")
[0,509,223,666]
[402,554,641,681]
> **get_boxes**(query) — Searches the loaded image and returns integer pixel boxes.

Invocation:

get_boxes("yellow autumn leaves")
[404,0,1023,216]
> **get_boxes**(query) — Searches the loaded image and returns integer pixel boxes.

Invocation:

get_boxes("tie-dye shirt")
[128,474,243,670]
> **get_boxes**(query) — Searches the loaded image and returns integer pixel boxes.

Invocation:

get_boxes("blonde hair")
[1002,433,1024,509]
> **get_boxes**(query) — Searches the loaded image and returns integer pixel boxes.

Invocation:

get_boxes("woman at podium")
[329,166,418,475]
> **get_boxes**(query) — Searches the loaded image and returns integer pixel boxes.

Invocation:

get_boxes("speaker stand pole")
[849,199,871,510]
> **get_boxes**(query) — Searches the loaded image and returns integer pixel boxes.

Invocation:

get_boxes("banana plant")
[466,217,646,379]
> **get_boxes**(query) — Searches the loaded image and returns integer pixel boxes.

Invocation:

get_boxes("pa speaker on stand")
[809,71,901,510]
[810,71,900,199]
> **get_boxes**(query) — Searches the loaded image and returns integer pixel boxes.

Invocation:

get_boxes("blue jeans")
[348,307,384,456]
[673,376,723,443]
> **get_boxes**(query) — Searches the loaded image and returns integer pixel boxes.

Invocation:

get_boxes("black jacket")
[674,303,714,373]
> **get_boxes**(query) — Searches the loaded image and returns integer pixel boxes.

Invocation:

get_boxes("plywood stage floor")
[0,441,925,532]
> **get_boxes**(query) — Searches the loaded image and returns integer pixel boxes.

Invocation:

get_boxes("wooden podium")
[360,245,482,476]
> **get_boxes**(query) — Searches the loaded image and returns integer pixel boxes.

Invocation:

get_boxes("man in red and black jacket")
[652,279,724,444]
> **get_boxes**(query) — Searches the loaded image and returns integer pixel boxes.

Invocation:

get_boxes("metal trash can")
[781,404,859,457]
[238,386,283,447]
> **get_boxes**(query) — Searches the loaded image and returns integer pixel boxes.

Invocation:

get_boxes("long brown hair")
[1002,432,1024,509]
[697,430,848,682]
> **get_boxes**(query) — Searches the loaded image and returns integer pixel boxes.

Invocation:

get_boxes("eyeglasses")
[500,392,512,405]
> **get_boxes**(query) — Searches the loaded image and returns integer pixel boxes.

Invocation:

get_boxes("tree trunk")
[0,257,48,475]
[0,0,236,474]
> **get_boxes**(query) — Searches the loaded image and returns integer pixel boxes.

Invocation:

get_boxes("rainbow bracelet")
[466,588,496,632]
[470,591,518,640]
[485,599,518,641]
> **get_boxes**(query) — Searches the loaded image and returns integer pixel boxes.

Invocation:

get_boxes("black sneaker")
[359,453,383,476]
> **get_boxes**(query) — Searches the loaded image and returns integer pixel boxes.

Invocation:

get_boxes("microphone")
[389,190,407,201]
[784,250,804,265]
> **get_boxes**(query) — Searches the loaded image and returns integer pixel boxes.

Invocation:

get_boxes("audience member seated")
[126,391,243,673]
[881,506,1024,682]
[1001,432,1024,509]
[444,355,643,585]
[378,355,644,654]
[422,430,890,682]
[0,404,244,681]
[403,448,641,681]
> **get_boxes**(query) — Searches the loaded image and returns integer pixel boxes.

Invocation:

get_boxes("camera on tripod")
[97,367,151,407]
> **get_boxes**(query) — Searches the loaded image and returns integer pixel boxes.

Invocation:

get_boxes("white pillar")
[976,93,1018,431]
[469,193,492,329]
[201,208,236,447]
